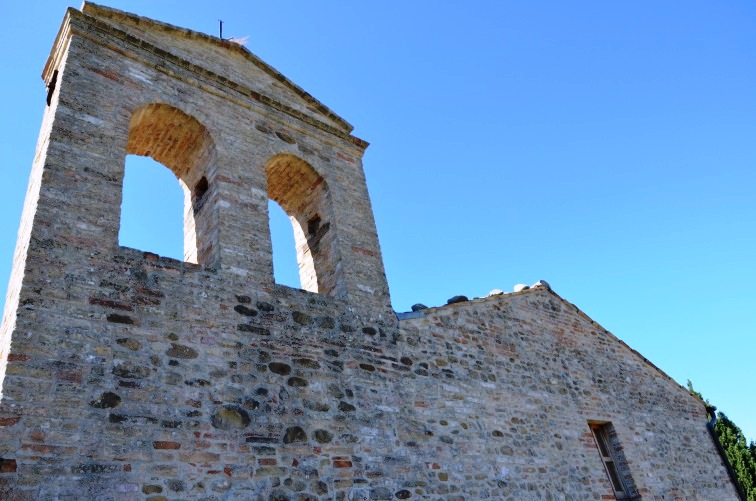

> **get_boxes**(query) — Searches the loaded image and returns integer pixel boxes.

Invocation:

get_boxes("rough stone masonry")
[0,3,741,500]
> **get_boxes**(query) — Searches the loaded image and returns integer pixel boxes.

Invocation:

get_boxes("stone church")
[0,3,742,500]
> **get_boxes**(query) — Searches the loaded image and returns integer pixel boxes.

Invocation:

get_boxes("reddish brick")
[87,66,121,82]
[0,417,20,427]
[309,176,324,191]
[351,246,375,257]
[337,152,355,163]
[152,441,181,450]
[0,459,17,473]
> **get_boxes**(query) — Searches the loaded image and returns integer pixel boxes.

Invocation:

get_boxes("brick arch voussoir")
[265,153,327,217]
[126,102,217,181]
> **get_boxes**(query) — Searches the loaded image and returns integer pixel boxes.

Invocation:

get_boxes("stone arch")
[266,154,343,296]
[126,103,218,266]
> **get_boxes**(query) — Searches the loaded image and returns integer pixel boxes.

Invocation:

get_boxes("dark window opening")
[193,176,209,214]
[307,215,321,236]
[589,422,635,500]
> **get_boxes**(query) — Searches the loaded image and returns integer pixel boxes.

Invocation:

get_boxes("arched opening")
[266,154,343,296]
[268,199,300,288]
[119,155,184,260]
[122,103,218,266]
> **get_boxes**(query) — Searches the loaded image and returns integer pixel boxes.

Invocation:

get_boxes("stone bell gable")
[0,3,741,500]
[26,2,392,315]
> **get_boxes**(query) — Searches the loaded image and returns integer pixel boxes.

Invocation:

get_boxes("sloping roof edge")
[78,2,355,134]
[398,285,707,413]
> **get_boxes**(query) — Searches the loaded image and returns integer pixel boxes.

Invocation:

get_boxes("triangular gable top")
[398,284,707,412]
[68,2,355,135]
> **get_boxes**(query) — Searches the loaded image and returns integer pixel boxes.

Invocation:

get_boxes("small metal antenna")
[219,20,224,39]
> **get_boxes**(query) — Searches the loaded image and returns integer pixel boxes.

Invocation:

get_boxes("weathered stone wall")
[0,3,740,500]
[0,263,738,499]
[396,291,737,499]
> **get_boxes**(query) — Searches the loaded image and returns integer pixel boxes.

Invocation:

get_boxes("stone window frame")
[589,421,632,500]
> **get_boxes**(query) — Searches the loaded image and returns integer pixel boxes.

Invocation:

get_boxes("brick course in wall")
[0,3,741,500]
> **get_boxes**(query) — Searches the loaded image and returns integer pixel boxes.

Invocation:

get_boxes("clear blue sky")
[1,1,754,442]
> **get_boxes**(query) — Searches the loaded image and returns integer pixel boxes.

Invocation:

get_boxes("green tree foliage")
[687,380,704,402]
[688,380,756,501]
[717,412,756,500]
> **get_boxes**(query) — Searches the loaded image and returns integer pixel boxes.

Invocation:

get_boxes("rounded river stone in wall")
[211,404,250,430]
[166,343,198,359]
[287,377,308,387]
[89,391,122,409]
[269,362,291,375]
[313,429,333,443]
[283,426,307,444]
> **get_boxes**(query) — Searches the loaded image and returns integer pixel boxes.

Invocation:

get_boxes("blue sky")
[1,1,755,443]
